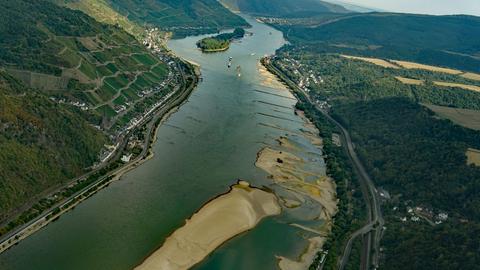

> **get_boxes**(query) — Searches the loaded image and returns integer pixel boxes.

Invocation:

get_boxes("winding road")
[264,58,384,270]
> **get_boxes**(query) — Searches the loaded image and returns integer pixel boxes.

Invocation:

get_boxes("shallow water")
[0,16,327,270]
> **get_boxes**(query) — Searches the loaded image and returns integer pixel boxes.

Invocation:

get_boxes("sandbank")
[133,181,281,270]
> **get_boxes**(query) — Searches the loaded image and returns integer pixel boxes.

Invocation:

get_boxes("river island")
[196,28,245,52]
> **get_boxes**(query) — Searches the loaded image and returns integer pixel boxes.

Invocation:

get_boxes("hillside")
[0,71,107,220]
[273,13,480,72]
[54,0,145,38]
[106,0,250,37]
[220,0,348,17]
[0,0,176,132]
[270,14,480,267]
[0,0,182,220]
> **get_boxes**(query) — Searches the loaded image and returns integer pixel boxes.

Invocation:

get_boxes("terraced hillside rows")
[1,0,177,133]
[0,0,187,222]
[106,0,250,37]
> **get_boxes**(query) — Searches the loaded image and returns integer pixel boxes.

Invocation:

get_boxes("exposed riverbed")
[0,16,334,270]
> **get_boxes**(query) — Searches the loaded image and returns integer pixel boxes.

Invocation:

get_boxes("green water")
[0,16,326,270]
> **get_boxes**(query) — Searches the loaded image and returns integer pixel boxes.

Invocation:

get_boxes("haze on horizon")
[336,0,480,16]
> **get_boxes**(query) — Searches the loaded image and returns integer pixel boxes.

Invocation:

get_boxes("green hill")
[1,0,173,131]
[276,13,480,72]
[106,0,250,37]
[0,71,107,220]
[0,0,179,220]
[54,0,145,38]
[220,0,348,17]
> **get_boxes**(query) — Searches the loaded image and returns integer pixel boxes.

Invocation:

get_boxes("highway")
[264,59,384,270]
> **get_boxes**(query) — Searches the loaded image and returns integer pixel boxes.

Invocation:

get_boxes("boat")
[236,65,241,77]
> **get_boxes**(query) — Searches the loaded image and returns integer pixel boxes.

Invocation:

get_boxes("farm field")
[433,81,480,93]
[466,148,480,166]
[391,60,463,75]
[424,104,480,131]
[340,55,399,69]
[395,76,424,85]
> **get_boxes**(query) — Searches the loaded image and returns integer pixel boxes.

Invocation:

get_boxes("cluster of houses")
[397,205,449,225]
[49,97,90,111]
[274,56,324,94]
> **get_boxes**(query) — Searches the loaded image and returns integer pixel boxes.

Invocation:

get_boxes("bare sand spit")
[277,237,326,270]
[340,55,399,69]
[257,62,291,91]
[133,181,281,270]
[255,148,337,219]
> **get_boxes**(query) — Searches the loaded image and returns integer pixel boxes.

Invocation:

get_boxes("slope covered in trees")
[333,98,480,269]
[269,12,480,266]
[0,71,107,220]
[106,0,249,37]
[273,13,480,72]
[220,0,348,17]
[0,0,178,221]
[0,0,174,131]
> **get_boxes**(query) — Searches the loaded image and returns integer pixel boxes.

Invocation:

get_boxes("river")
[0,16,329,270]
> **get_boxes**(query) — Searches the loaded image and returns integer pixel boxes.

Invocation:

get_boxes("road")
[0,58,198,254]
[264,59,384,270]
[322,111,384,270]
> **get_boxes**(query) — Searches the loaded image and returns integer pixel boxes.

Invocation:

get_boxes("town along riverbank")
[0,16,334,270]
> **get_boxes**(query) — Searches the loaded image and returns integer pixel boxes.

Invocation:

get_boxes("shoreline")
[133,181,281,270]
[200,44,230,53]
[0,60,200,255]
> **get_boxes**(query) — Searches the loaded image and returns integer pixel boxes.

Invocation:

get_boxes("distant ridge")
[321,0,381,13]
[219,0,350,17]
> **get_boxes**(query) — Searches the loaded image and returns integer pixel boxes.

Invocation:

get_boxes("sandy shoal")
[133,181,281,270]
[257,62,291,91]
[255,147,337,219]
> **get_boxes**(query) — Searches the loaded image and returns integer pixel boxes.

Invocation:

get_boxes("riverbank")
[0,60,200,255]
[197,28,245,53]
[133,181,281,270]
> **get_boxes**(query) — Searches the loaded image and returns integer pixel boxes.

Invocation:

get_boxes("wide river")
[0,16,327,270]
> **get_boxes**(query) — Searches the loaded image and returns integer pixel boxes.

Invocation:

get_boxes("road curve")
[263,59,384,270]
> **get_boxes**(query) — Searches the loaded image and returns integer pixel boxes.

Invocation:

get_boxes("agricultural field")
[340,55,399,69]
[466,148,480,166]
[433,81,480,93]
[0,0,175,132]
[391,60,463,75]
[424,104,480,131]
[395,76,424,85]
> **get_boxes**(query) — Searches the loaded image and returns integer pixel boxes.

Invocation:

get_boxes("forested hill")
[106,0,250,37]
[220,0,349,17]
[0,70,107,220]
[276,13,480,72]
[0,0,174,221]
